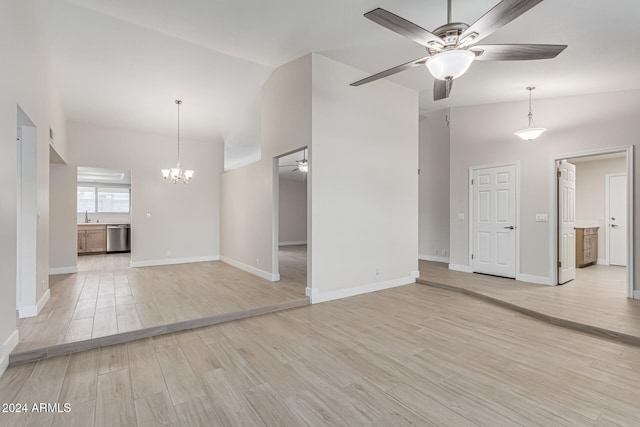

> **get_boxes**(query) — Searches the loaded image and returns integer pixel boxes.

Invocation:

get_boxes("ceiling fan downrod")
[447,0,452,24]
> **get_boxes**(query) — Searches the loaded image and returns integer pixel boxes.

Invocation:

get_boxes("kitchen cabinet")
[78,224,107,254]
[576,227,598,268]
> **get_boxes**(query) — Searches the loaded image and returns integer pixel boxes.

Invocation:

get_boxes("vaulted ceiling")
[38,0,640,168]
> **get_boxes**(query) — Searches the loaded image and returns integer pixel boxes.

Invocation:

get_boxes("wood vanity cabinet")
[575,227,598,268]
[78,224,107,254]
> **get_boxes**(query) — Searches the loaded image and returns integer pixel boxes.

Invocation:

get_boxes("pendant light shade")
[162,100,194,184]
[426,49,475,81]
[514,87,546,141]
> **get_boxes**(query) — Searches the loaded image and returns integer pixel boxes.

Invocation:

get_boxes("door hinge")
[471,179,474,185]
[471,254,474,260]
[557,261,562,268]
[557,169,561,178]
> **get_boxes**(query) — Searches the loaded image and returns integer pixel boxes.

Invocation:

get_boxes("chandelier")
[514,87,546,141]
[162,100,194,184]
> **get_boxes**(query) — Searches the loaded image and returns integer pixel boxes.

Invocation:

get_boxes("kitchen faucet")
[84,210,90,223]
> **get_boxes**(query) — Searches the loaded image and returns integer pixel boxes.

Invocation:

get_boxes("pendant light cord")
[176,100,182,164]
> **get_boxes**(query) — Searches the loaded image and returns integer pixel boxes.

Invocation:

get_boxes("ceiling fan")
[279,150,308,173]
[351,0,567,100]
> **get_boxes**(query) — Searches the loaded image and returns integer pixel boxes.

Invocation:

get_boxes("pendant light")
[514,87,546,141]
[162,100,194,184]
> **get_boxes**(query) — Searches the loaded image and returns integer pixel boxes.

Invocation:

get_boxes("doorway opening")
[273,148,309,290]
[552,147,633,298]
[76,167,132,259]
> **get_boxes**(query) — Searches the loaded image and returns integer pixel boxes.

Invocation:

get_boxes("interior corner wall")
[0,0,67,375]
[310,53,419,302]
[53,122,223,267]
[220,54,312,279]
[49,163,77,272]
[419,112,450,262]
[449,89,640,287]
[279,178,307,245]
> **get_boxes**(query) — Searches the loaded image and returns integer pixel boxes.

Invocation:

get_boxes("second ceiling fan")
[351,0,567,100]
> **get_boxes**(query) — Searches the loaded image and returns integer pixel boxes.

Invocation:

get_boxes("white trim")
[550,145,634,297]
[419,254,450,263]
[468,161,520,279]
[18,289,50,318]
[1,330,19,377]
[310,275,415,304]
[597,258,607,266]
[49,266,78,275]
[411,270,420,278]
[516,273,553,286]
[634,290,640,300]
[306,287,316,299]
[130,255,220,268]
[279,241,308,246]
[220,256,280,281]
[448,263,472,273]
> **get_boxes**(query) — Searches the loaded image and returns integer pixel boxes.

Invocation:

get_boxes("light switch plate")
[457,212,465,221]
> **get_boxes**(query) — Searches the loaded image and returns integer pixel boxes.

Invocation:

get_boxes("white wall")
[279,178,307,245]
[419,112,450,262]
[220,54,312,280]
[49,122,223,269]
[448,89,639,287]
[0,0,67,375]
[575,157,626,263]
[310,54,419,302]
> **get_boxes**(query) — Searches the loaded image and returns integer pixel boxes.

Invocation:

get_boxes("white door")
[558,160,576,284]
[472,164,517,278]
[608,174,627,266]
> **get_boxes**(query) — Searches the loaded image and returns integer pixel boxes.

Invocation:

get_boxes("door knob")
[611,224,619,228]
[503,225,515,230]
[611,217,616,220]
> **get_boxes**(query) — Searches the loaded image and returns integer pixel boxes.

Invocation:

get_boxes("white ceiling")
[38,0,640,167]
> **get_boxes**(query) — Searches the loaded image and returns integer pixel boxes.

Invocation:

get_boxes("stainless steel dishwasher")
[107,224,130,253]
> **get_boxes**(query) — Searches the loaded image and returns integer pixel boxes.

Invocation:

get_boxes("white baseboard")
[130,255,220,268]
[449,264,472,273]
[0,330,19,378]
[220,256,280,282]
[279,241,307,246]
[419,254,450,263]
[597,258,607,265]
[411,270,420,278]
[18,289,50,318]
[517,273,553,286]
[309,274,416,304]
[49,266,78,275]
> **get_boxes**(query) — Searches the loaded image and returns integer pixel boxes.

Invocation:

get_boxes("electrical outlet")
[166,250,171,257]
[375,268,380,279]
[145,213,152,219]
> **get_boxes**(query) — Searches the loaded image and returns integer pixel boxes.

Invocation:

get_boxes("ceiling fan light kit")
[425,49,475,80]
[351,0,567,101]
[514,86,546,141]
[162,100,194,184]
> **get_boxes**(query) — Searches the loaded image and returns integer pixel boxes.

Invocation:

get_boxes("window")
[78,186,130,213]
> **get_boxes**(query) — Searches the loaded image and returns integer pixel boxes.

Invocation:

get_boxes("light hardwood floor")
[419,261,640,342]
[3,283,640,426]
[15,252,307,355]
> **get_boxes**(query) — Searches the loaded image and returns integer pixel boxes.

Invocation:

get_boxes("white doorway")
[273,148,309,287]
[551,146,633,298]
[606,173,627,266]
[470,162,518,278]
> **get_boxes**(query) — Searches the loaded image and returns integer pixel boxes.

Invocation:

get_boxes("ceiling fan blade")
[351,56,429,86]
[460,0,544,44]
[364,8,442,48]
[471,44,567,61]
[434,79,454,101]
